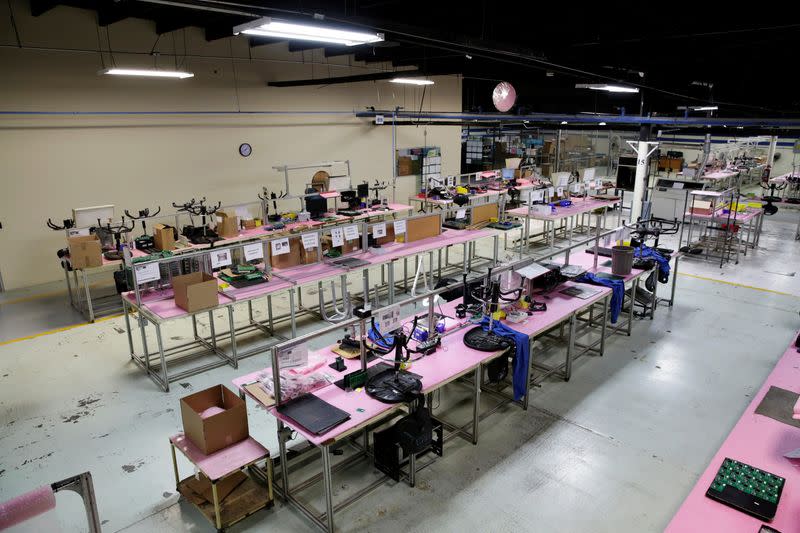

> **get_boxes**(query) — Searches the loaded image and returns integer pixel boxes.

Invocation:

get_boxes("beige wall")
[0,2,462,289]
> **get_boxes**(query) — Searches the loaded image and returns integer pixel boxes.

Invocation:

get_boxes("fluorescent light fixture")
[100,68,194,79]
[677,105,719,111]
[560,121,568,125]
[234,17,383,46]
[576,83,639,94]
[390,78,434,86]
[598,122,607,126]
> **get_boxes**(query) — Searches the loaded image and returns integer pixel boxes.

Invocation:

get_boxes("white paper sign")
[210,249,232,269]
[373,223,387,239]
[271,238,291,256]
[557,187,564,197]
[331,227,344,247]
[583,168,596,182]
[547,187,555,198]
[134,262,160,285]
[277,343,308,369]
[672,182,685,189]
[456,209,467,220]
[570,183,581,193]
[531,189,544,202]
[343,224,360,241]
[393,219,407,234]
[446,176,456,187]
[376,304,402,334]
[301,232,319,250]
[594,179,602,189]
[243,242,264,262]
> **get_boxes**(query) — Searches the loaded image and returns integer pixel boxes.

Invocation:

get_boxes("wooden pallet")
[177,471,272,531]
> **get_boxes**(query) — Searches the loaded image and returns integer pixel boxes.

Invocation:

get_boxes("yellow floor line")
[0,314,123,347]
[678,272,798,297]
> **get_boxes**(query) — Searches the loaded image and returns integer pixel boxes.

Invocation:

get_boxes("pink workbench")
[666,335,800,532]
[507,197,620,222]
[702,170,739,181]
[170,434,269,481]
[685,208,763,224]
[233,274,612,446]
[124,228,496,320]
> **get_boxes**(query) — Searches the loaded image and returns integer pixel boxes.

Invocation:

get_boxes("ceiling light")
[677,105,719,111]
[560,121,568,125]
[99,68,194,79]
[598,122,607,126]
[390,78,434,86]
[576,83,639,94]
[234,17,383,46]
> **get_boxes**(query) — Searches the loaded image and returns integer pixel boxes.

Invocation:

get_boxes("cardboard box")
[153,224,176,251]
[216,211,239,239]
[242,219,257,230]
[180,384,249,455]
[398,156,414,177]
[172,272,219,312]
[321,234,361,256]
[690,200,713,216]
[68,234,103,269]
[270,237,318,269]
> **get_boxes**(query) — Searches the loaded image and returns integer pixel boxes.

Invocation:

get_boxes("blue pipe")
[356,110,800,128]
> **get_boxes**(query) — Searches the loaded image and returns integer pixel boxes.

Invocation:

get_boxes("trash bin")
[611,245,634,276]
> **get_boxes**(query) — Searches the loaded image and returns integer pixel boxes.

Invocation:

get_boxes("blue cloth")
[634,246,670,281]
[479,317,530,401]
[575,273,624,324]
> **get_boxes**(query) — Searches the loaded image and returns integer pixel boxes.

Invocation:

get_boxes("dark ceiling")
[28,0,800,119]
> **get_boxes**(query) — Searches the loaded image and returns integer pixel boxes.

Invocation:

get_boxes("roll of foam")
[0,485,56,530]
[199,406,225,419]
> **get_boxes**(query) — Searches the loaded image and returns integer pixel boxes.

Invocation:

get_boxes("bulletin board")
[406,213,442,243]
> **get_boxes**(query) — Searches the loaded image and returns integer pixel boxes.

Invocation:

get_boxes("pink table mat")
[507,198,619,221]
[170,434,269,481]
[233,276,610,446]
[666,337,800,532]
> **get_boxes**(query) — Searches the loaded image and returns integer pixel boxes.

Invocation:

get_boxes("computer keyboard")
[706,458,785,521]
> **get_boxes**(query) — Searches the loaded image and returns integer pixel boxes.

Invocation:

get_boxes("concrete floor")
[1,211,799,532]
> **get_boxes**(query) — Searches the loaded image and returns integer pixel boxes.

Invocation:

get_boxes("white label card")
[570,183,581,193]
[376,304,402,334]
[393,219,407,234]
[301,232,319,250]
[243,242,264,262]
[531,189,544,202]
[210,249,232,269]
[446,176,456,187]
[547,187,555,198]
[373,223,387,239]
[557,187,564,197]
[277,343,308,369]
[331,227,344,247]
[672,182,685,189]
[134,262,160,285]
[343,224,360,241]
[456,209,467,220]
[594,179,602,189]
[271,238,291,256]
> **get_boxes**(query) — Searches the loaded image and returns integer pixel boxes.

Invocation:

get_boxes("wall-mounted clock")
[239,143,252,157]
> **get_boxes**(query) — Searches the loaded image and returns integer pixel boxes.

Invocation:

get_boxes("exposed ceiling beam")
[288,42,322,53]
[156,18,191,35]
[248,36,286,48]
[268,69,426,87]
[29,0,59,17]
[205,24,232,42]
[323,46,351,58]
[97,5,130,26]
